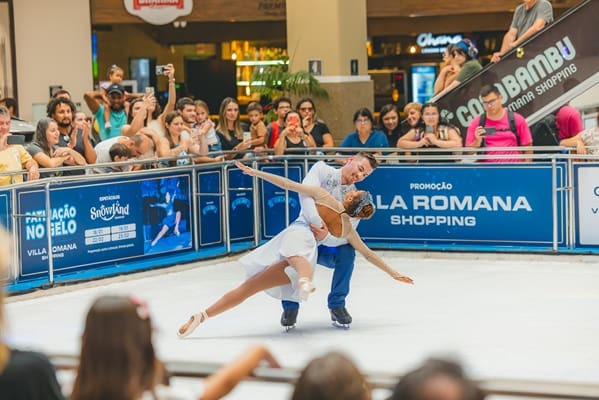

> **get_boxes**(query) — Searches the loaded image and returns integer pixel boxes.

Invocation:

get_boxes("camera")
[6,134,25,145]
[484,127,497,135]
[424,125,434,134]
[155,65,168,75]
[145,86,155,96]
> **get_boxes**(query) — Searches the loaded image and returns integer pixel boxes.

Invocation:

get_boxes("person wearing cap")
[84,83,128,141]
[491,0,553,63]
[432,39,482,101]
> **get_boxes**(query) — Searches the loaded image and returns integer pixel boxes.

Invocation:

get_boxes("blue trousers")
[282,243,356,311]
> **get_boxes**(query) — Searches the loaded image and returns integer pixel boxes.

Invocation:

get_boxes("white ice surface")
[5,251,599,399]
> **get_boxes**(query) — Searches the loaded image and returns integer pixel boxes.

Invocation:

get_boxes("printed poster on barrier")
[198,169,223,246]
[18,175,192,277]
[260,164,302,239]
[575,165,599,246]
[357,164,565,246]
[0,190,10,230]
[227,168,254,241]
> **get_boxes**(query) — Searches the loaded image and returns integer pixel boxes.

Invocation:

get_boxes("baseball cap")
[107,83,125,95]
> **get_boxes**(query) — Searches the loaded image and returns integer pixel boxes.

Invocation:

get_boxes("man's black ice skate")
[330,307,352,329]
[280,308,298,332]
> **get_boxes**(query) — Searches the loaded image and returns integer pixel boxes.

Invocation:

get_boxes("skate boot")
[330,306,352,329]
[280,308,298,332]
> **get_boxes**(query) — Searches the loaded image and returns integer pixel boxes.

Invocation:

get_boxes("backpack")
[479,110,518,146]
[530,113,559,152]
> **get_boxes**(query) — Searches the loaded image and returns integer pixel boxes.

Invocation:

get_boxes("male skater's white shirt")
[296,161,359,247]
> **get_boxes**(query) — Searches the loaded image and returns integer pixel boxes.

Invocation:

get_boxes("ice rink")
[4,251,599,399]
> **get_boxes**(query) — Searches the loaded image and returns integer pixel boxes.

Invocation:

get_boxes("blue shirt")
[340,129,389,149]
[95,105,127,141]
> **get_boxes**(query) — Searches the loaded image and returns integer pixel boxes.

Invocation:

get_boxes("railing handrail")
[48,354,599,399]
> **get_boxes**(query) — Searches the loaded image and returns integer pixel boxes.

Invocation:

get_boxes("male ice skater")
[281,151,379,329]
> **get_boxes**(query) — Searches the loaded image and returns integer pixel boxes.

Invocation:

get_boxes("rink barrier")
[1,147,599,290]
[49,353,599,399]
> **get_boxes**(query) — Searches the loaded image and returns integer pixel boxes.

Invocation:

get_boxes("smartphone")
[425,125,434,133]
[287,114,299,126]
[7,134,25,145]
[243,131,251,142]
[484,127,497,135]
[145,86,154,96]
[155,65,168,75]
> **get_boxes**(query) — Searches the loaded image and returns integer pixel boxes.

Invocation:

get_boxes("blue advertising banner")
[198,169,223,246]
[574,164,599,247]
[0,190,10,231]
[357,163,566,246]
[18,173,193,278]
[227,168,254,242]
[260,163,303,239]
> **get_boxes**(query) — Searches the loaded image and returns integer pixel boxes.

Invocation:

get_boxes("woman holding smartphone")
[397,102,462,163]
[273,111,316,156]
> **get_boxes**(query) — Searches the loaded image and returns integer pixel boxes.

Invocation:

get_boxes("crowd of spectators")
[0,0,593,188]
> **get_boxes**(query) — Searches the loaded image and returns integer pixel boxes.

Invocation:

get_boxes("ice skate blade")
[332,321,350,330]
[283,324,296,332]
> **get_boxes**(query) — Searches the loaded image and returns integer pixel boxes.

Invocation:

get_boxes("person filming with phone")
[397,102,462,163]
[0,106,40,186]
[466,84,533,162]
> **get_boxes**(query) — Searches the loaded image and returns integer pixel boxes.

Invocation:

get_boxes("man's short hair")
[175,97,195,111]
[109,142,131,161]
[274,96,292,110]
[356,151,379,169]
[0,105,9,117]
[46,97,76,117]
[130,133,145,147]
[479,84,501,98]
[246,101,263,114]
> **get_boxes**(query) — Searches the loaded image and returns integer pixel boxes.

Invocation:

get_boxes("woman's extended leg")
[178,260,290,337]
[151,225,169,247]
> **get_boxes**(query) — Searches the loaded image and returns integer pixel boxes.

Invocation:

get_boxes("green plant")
[250,59,329,101]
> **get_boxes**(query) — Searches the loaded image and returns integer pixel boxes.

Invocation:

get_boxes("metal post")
[191,168,199,251]
[283,159,290,226]
[222,163,231,254]
[551,158,558,252]
[10,185,18,281]
[566,156,575,248]
[251,159,260,247]
[44,181,55,285]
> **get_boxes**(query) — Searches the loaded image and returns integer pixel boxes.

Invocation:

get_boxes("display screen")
[411,64,437,104]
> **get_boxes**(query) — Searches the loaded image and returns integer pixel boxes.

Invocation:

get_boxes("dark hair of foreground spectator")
[291,351,371,400]
[388,358,485,400]
[70,295,159,400]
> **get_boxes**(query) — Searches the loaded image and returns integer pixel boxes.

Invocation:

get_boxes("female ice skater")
[177,161,414,337]
[149,190,181,248]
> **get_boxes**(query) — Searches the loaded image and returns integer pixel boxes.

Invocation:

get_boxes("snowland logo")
[124,0,192,25]
[89,201,131,222]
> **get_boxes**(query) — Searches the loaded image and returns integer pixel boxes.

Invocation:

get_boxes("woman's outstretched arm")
[235,161,328,201]
[345,228,414,285]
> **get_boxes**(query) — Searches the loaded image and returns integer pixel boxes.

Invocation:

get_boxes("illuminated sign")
[123,0,192,25]
[416,32,463,54]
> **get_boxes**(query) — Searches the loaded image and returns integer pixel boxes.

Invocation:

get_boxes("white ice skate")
[299,277,316,301]
[177,310,208,338]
